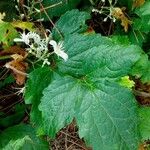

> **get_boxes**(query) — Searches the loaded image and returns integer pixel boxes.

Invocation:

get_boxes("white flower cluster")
[92,0,118,23]
[14,32,68,66]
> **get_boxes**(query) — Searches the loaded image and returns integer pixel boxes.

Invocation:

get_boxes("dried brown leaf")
[112,7,132,32]
[4,46,28,85]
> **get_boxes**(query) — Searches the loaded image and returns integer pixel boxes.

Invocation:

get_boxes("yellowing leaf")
[11,21,35,31]
[133,0,145,8]
[112,7,132,32]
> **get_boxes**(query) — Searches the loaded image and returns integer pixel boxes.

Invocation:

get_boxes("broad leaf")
[25,67,53,134]
[138,107,150,141]
[58,34,141,79]
[39,33,142,149]
[52,9,90,40]
[0,124,49,150]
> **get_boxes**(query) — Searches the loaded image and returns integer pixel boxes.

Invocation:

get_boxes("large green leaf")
[39,33,142,149]
[138,107,150,141]
[52,9,90,40]
[133,1,150,32]
[0,124,49,150]
[58,34,141,79]
[24,67,53,134]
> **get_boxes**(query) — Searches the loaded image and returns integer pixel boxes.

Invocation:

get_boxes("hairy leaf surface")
[52,9,90,40]
[39,33,142,149]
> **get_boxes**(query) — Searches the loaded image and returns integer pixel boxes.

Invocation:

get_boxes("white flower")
[14,32,29,44]
[14,32,41,46]
[50,40,68,61]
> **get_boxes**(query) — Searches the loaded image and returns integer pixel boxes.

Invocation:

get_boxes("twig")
[39,3,63,39]
[67,139,88,150]
[134,90,150,98]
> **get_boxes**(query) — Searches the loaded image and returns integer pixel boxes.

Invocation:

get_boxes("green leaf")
[131,54,150,83]
[58,34,141,79]
[0,22,18,48]
[2,136,32,150]
[0,124,49,150]
[39,33,142,149]
[24,67,53,134]
[110,35,130,45]
[52,9,90,40]
[138,107,150,141]
[34,0,81,20]
[133,1,150,32]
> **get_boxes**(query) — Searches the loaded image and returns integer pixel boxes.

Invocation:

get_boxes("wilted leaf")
[112,7,132,32]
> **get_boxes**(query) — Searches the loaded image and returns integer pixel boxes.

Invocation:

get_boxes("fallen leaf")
[4,46,28,85]
[5,60,28,85]
[112,7,132,32]
[0,46,27,57]
[133,0,145,8]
